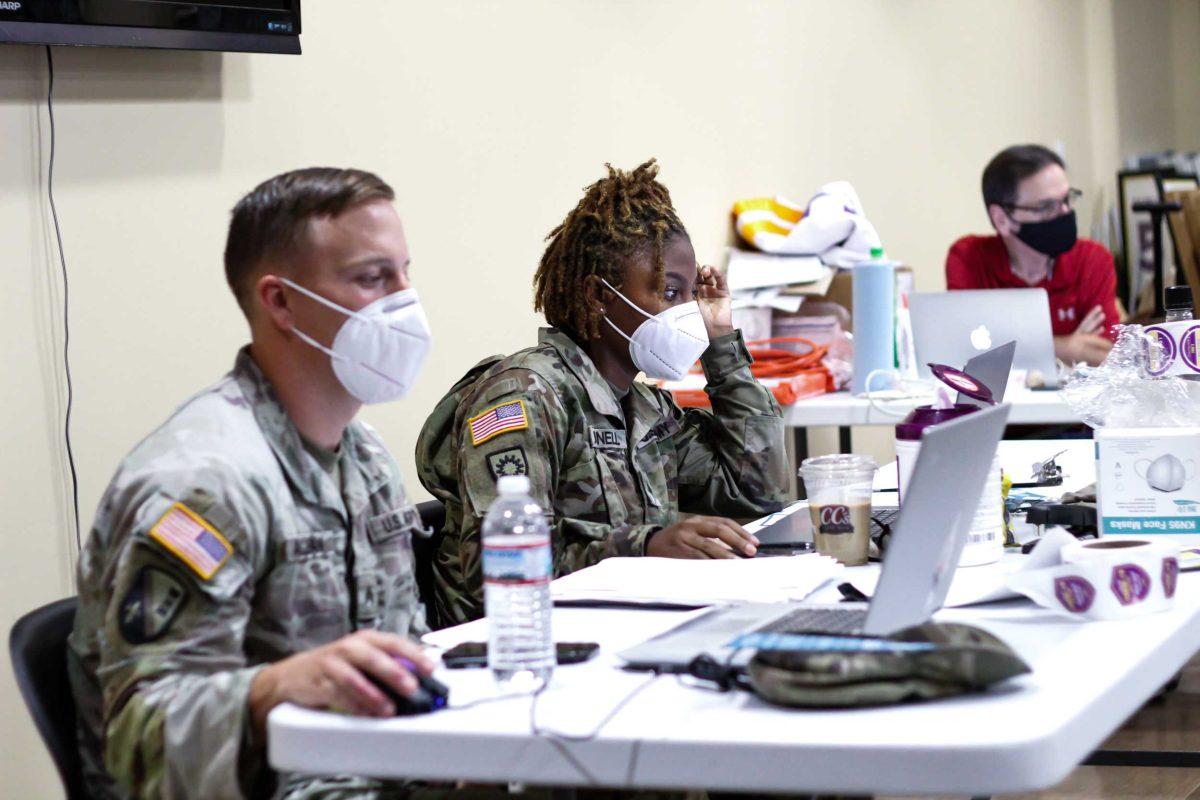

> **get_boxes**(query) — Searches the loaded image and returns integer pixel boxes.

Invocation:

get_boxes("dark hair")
[224,167,395,315]
[981,145,1065,209]
[533,159,686,339]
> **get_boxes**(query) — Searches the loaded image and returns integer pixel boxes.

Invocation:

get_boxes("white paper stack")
[726,248,835,311]
[550,554,843,607]
[726,249,826,292]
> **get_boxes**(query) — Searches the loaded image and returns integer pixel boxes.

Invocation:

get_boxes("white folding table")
[784,379,1081,460]
[268,435,1200,796]
[269,568,1200,796]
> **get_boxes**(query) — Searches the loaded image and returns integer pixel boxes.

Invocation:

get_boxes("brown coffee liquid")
[809,501,872,566]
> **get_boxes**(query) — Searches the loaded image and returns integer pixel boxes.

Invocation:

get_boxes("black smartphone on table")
[754,542,814,557]
[441,641,600,668]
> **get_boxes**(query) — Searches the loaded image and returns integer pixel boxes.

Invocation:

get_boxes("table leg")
[793,428,808,500]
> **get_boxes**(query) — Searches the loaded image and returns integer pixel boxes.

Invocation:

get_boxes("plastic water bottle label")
[483,541,552,585]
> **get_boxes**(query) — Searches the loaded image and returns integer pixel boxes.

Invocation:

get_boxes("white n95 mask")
[1137,454,1194,493]
[601,278,709,381]
[280,278,433,404]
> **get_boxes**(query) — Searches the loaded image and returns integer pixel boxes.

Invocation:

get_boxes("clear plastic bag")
[1060,324,1200,429]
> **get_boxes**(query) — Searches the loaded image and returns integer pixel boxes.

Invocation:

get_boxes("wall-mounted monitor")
[0,1,301,54]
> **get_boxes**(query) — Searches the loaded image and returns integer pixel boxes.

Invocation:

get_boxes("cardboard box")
[779,265,911,323]
[1097,427,1200,534]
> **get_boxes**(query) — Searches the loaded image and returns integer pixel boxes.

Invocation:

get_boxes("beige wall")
[1,1,1197,795]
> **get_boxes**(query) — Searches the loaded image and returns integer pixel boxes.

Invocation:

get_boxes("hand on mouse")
[248,630,434,733]
[646,515,758,559]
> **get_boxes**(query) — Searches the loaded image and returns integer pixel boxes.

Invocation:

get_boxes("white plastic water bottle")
[483,475,554,690]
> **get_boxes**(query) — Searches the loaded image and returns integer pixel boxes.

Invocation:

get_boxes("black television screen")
[0,0,301,54]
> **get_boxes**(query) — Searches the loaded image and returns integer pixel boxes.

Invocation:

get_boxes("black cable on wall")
[46,45,82,554]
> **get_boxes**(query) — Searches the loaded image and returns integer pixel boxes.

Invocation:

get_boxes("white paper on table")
[732,287,806,312]
[726,249,824,292]
[550,554,843,606]
[744,500,808,534]
[844,528,1078,608]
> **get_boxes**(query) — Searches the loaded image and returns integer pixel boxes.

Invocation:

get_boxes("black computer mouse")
[366,657,449,716]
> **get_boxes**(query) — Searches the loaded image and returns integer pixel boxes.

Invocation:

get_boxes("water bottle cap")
[496,475,530,495]
[1166,285,1193,310]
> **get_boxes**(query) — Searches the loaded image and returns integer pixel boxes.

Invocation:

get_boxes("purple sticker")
[1055,575,1096,613]
[1111,564,1152,605]
[1163,557,1179,599]
[1144,326,1177,376]
[1183,327,1200,372]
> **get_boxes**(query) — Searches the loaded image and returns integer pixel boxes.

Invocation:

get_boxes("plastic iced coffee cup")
[799,454,878,566]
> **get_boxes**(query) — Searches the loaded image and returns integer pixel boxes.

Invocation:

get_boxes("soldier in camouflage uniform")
[68,168,439,799]
[417,160,789,628]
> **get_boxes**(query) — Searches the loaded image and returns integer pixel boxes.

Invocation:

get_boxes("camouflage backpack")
[415,354,508,529]
[411,355,508,618]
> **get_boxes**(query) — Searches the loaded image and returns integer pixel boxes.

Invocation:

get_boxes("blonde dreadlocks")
[534,159,686,339]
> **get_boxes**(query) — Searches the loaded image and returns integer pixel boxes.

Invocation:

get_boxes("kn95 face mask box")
[1097,427,1200,534]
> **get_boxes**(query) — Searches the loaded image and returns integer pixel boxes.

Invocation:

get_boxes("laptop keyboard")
[756,606,868,635]
[742,506,895,637]
[871,506,899,535]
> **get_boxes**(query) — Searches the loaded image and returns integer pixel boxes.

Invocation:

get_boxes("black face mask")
[1013,209,1077,257]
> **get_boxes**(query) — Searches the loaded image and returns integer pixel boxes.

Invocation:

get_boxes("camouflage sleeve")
[94,470,269,799]
[445,370,660,619]
[672,329,790,515]
[358,421,430,639]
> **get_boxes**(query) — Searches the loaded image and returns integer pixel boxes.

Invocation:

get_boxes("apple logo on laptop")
[970,324,993,351]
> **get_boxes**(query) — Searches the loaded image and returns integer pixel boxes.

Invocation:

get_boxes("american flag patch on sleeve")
[468,400,529,446]
[148,503,233,581]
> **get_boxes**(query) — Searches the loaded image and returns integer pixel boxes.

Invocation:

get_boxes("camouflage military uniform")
[417,328,788,628]
[68,348,429,800]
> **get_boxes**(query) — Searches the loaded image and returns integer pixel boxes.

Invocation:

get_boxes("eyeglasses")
[1005,188,1083,218]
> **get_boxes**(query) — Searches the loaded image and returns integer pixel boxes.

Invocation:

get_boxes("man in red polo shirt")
[946,144,1119,366]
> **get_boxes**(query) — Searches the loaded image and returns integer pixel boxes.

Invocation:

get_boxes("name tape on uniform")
[589,427,627,451]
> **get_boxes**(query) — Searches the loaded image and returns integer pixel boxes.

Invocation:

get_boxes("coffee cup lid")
[929,363,994,404]
[799,453,878,476]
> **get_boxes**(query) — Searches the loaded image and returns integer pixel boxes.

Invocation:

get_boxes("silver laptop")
[618,403,1011,672]
[911,289,1058,387]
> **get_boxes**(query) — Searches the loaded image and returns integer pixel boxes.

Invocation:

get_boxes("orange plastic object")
[669,336,833,408]
[747,336,828,377]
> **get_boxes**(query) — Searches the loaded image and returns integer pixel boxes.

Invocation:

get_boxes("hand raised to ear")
[695,264,733,338]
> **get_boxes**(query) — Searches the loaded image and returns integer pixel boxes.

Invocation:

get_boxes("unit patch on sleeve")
[148,502,233,581]
[487,446,529,481]
[468,400,529,446]
[118,566,188,645]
